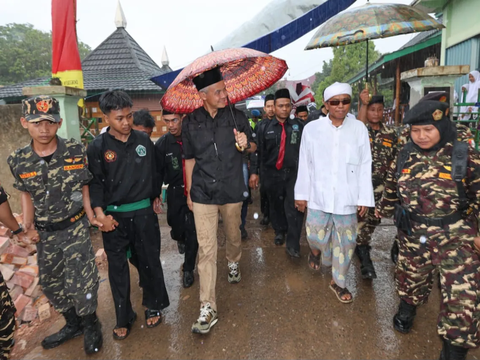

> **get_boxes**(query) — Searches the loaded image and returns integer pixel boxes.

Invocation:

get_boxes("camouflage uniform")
[0,271,15,360]
[377,138,480,348]
[0,186,15,360]
[8,137,99,316]
[357,122,398,245]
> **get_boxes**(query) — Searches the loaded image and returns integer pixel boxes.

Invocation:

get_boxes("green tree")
[312,59,332,103]
[315,41,380,105]
[0,23,91,85]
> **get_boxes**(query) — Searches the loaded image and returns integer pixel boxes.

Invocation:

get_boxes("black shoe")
[177,241,186,255]
[42,307,83,349]
[393,300,416,334]
[285,247,300,258]
[83,312,103,355]
[355,245,377,279]
[439,338,469,360]
[391,240,399,264]
[260,216,270,226]
[240,225,248,240]
[183,270,194,288]
[274,233,285,246]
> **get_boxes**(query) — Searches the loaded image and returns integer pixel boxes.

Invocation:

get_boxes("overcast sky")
[1,0,416,80]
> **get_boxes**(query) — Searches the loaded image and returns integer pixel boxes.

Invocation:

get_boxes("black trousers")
[103,207,169,327]
[167,186,199,272]
[265,170,304,251]
[260,169,269,217]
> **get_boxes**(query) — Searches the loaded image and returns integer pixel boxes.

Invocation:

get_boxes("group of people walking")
[0,64,480,360]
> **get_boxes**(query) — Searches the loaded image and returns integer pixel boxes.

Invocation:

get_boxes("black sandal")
[329,283,353,304]
[145,309,162,328]
[308,251,321,270]
[113,312,137,340]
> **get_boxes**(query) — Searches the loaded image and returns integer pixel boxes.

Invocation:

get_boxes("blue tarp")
[151,0,355,89]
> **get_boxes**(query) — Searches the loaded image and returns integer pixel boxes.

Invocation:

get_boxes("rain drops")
[420,236,427,244]
[243,191,249,198]
[290,114,295,119]
[253,212,259,220]
[86,293,92,300]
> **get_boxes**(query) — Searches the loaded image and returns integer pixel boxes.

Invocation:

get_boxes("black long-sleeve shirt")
[182,106,254,205]
[87,129,159,210]
[155,132,184,187]
[250,118,271,175]
[260,117,304,173]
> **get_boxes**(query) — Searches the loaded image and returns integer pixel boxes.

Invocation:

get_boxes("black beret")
[420,91,448,103]
[403,100,449,126]
[369,95,384,105]
[192,67,223,91]
[264,94,274,104]
[274,88,291,100]
[296,105,308,113]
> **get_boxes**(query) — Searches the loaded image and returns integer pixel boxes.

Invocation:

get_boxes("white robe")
[460,70,480,120]
[294,115,374,215]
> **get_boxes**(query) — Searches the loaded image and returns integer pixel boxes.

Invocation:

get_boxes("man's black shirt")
[182,106,253,205]
[260,117,304,173]
[155,132,184,188]
[87,129,159,209]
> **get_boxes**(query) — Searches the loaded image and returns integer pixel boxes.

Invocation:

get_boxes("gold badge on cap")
[432,109,443,121]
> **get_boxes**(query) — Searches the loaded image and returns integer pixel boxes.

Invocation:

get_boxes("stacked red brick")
[0,214,51,323]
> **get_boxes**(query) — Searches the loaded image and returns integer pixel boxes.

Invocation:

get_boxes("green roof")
[347,33,442,84]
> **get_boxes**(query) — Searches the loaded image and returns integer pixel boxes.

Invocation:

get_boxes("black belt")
[35,209,86,232]
[409,211,463,227]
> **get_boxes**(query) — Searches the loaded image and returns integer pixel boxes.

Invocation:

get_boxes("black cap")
[420,91,448,103]
[404,100,449,126]
[264,94,274,104]
[296,105,308,113]
[192,67,223,91]
[369,95,384,105]
[274,88,291,101]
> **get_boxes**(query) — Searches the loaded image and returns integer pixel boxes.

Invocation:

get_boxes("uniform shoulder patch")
[136,145,147,157]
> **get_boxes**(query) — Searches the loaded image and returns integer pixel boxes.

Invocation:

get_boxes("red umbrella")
[160,48,288,114]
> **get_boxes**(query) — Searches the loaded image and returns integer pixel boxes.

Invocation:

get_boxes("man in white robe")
[294,82,374,303]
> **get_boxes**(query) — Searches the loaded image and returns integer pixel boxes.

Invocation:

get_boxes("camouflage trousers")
[396,218,480,348]
[37,218,99,316]
[0,272,15,360]
[356,186,383,246]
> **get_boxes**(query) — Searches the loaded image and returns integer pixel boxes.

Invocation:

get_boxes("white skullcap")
[324,82,352,102]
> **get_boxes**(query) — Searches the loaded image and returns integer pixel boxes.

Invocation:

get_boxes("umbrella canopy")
[161,48,288,114]
[305,2,444,50]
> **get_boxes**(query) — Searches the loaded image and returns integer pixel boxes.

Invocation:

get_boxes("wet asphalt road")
[16,194,480,360]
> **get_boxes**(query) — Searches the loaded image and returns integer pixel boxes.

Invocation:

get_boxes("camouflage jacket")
[376,141,480,219]
[8,137,92,223]
[367,122,398,187]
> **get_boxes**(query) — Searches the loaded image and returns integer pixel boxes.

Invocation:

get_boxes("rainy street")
[10,192,480,360]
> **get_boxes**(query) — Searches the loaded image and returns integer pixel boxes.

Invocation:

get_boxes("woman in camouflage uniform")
[376,100,480,360]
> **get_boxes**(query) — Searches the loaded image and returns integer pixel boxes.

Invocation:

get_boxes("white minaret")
[161,46,169,67]
[114,1,127,28]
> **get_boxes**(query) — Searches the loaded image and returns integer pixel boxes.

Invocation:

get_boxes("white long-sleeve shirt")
[294,115,374,215]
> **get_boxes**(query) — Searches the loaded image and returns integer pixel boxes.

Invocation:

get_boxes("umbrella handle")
[235,142,245,152]
[365,83,372,102]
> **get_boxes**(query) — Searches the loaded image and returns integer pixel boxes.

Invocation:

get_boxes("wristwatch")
[11,224,23,235]
[245,142,252,151]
